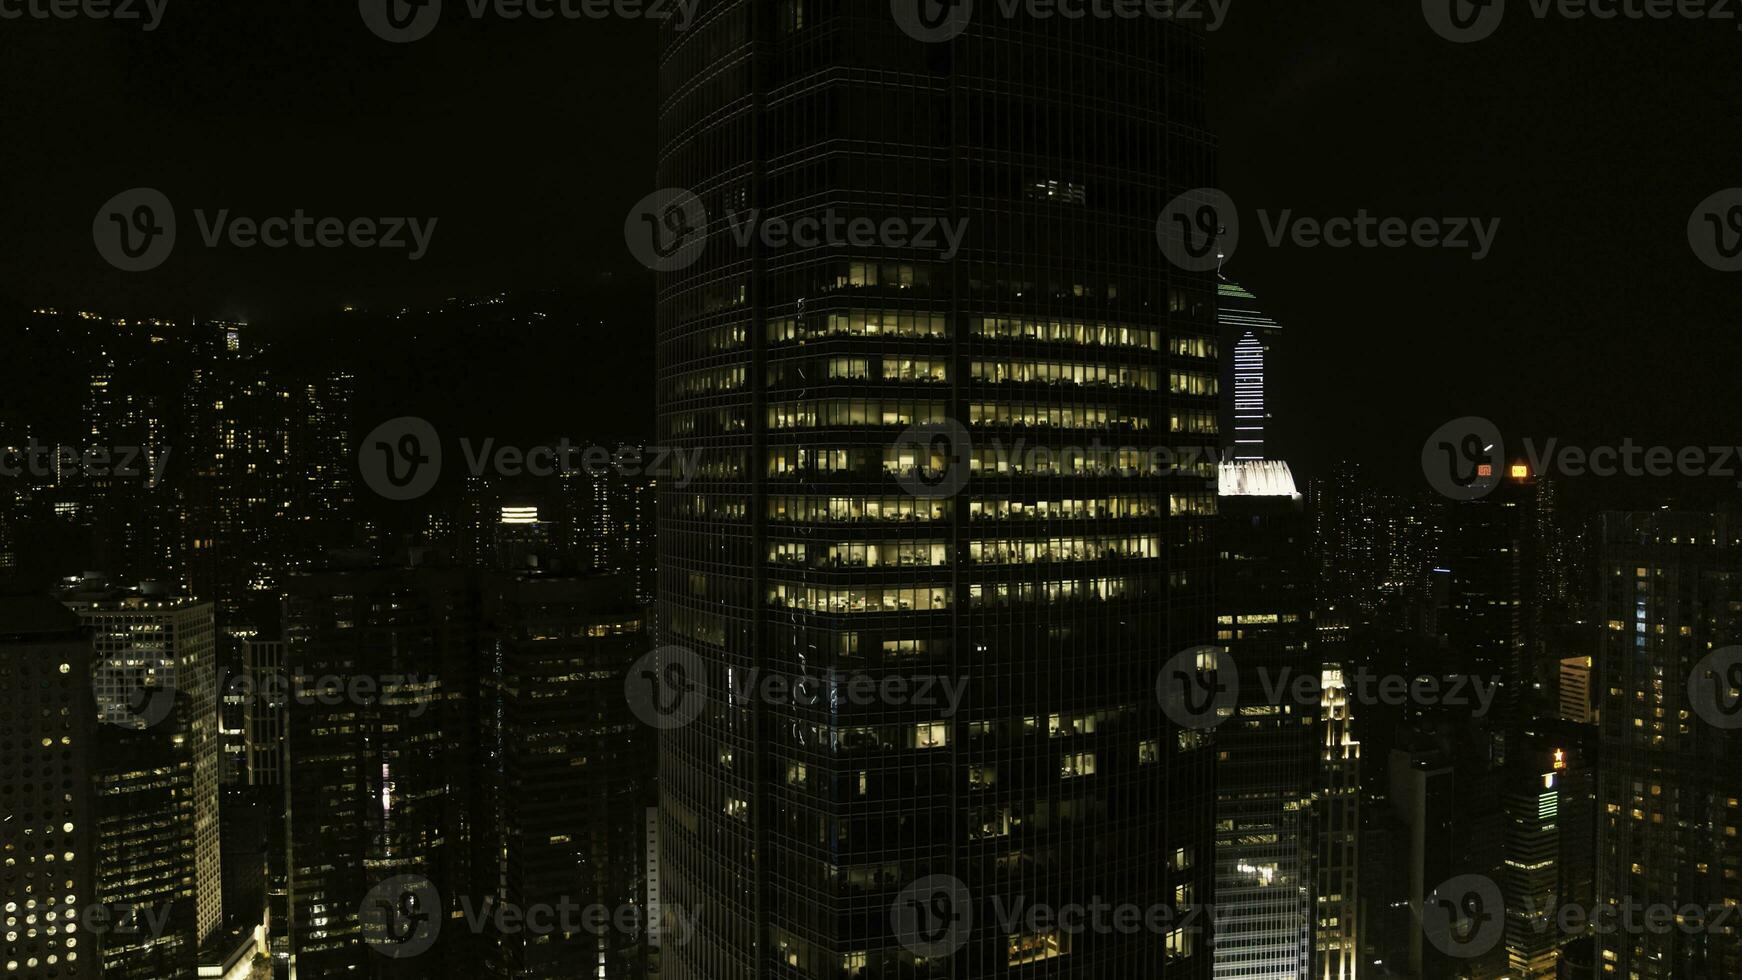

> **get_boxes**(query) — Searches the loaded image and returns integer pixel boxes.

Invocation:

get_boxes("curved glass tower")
[655,5,1219,978]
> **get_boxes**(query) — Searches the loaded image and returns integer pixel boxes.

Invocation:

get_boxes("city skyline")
[5,4,1741,980]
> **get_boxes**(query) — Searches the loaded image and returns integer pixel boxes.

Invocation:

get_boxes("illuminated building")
[1312,667,1360,980]
[1214,461,1315,979]
[654,7,1218,978]
[0,594,97,980]
[1558,655,1592,724]
[62,586,220,976]
[1216,279,1282,462]
[1500,751,1562,980]
[475,572,653,979]
[1593,511,1742,979]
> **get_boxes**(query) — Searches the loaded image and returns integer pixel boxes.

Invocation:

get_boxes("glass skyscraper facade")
[654,5,1218,978]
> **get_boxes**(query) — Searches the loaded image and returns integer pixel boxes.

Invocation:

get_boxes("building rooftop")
[1218,459,1301,499]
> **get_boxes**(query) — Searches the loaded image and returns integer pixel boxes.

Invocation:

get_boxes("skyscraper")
[1216,280,1281,462]
[1594,511,1742,979]
[279,563,475,978]
[654,7,1218,979]
[1499,750,1561,980]
[1214,460,1315,979]
[0,593,97,980]
[475,572,654,979]
[63,584,220,976]
[1311,667,1360,980]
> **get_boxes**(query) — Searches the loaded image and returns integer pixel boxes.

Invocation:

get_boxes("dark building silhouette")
[279,563,476,979]
[475,572,655,979]
[1594,511,1742,979]
[654,6,1218,979]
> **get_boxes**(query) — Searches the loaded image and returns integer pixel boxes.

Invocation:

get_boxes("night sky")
[4,0,1739,486]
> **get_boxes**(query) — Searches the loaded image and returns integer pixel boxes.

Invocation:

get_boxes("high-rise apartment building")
[63,585,221,975]
[0,594,98,980]
[654,7,1218,979]
[1214,460,1315,979]
[1594,511,1741,979]
[475,572,654,979]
